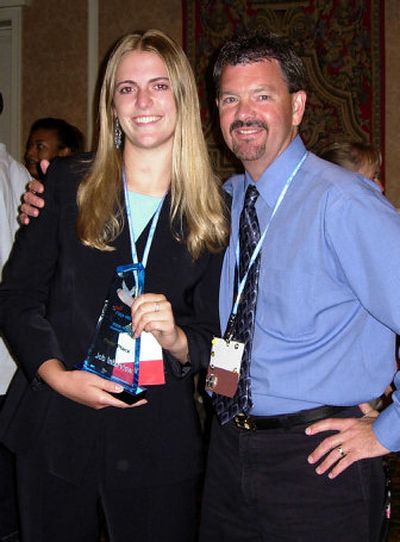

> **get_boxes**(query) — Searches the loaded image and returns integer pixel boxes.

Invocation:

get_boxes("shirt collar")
[244,135,307,208]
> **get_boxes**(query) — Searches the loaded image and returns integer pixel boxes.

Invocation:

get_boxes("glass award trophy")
[78,263,146,404]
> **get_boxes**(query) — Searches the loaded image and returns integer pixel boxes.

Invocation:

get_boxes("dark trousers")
[200,411,386,542]
[0,395,19,542]
[16,450,199,542]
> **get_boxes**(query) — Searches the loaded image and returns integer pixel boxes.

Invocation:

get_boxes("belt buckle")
[234,413,256,431]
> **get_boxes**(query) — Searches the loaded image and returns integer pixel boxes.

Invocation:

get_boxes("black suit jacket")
[0,155,224,487]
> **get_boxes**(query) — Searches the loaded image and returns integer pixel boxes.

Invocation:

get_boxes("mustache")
[229,119,267,133]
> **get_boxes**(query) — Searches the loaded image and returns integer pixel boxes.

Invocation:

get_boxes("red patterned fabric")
[182,0,384,180]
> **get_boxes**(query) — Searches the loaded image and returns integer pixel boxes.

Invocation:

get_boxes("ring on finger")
[154,302,160,312]
[337,446,345,458]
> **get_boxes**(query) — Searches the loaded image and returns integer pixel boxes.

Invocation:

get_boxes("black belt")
[233,405,348,431]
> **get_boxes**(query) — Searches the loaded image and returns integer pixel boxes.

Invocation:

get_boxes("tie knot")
[244,184,259,209]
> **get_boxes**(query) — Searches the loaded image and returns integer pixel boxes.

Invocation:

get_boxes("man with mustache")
[200,31,399,541]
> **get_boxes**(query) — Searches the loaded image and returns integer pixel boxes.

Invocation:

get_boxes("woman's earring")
[114,118,122,149]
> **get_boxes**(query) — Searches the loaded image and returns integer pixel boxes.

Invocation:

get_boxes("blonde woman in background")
[321,140,383,191]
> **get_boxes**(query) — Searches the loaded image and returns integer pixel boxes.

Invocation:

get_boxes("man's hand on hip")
[305,403,390,479]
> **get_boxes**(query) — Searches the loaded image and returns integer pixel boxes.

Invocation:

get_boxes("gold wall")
[98,0,182,62]
[20,1,400,205]
[22,0,88,154]
[21,0,181,155]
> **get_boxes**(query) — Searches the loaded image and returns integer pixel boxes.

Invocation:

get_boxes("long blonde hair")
[77,29,228,259]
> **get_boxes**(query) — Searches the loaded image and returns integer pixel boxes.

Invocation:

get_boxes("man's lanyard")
[122,168,165,268]
[226,152,308,338]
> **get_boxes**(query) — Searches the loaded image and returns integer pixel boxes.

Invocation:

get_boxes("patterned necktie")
[213,184,261,424]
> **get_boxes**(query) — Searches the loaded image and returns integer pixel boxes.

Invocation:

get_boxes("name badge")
[205,337,244,397]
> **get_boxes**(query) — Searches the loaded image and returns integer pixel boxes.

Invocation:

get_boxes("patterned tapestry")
[182,0,384,180]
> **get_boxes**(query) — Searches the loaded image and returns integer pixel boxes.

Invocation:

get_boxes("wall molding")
[0,1,30,6]
[87,0,98,150]
[0,6,23,157]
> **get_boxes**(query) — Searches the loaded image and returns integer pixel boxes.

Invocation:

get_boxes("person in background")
[321,140,384,192]
[199,31,400,542]
[24,117,84,178]
[0,91,30,542]
[0,29,227,542]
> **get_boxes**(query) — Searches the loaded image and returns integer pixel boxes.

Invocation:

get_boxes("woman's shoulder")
[44,152,94,202]
[47,152,93,183]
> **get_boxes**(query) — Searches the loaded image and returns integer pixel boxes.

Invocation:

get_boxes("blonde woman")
[0,30,228,541]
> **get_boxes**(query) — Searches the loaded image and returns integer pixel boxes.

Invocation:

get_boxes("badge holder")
[77,263,146,404]
[205,316,245,398]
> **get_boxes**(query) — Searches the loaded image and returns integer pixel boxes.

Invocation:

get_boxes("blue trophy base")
[77,360,146,405]
[110,387,147,405]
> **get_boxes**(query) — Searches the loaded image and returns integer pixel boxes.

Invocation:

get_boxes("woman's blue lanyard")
[122,168,165,268]
[229,152,308,328]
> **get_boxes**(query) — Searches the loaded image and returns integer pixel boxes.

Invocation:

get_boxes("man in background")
[0,91,30,542]
[24,117,84,178]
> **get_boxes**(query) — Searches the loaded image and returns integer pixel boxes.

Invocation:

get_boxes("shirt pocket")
[258,266,316,338]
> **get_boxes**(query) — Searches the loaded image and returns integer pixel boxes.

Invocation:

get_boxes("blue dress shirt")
[220,135,400,451]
